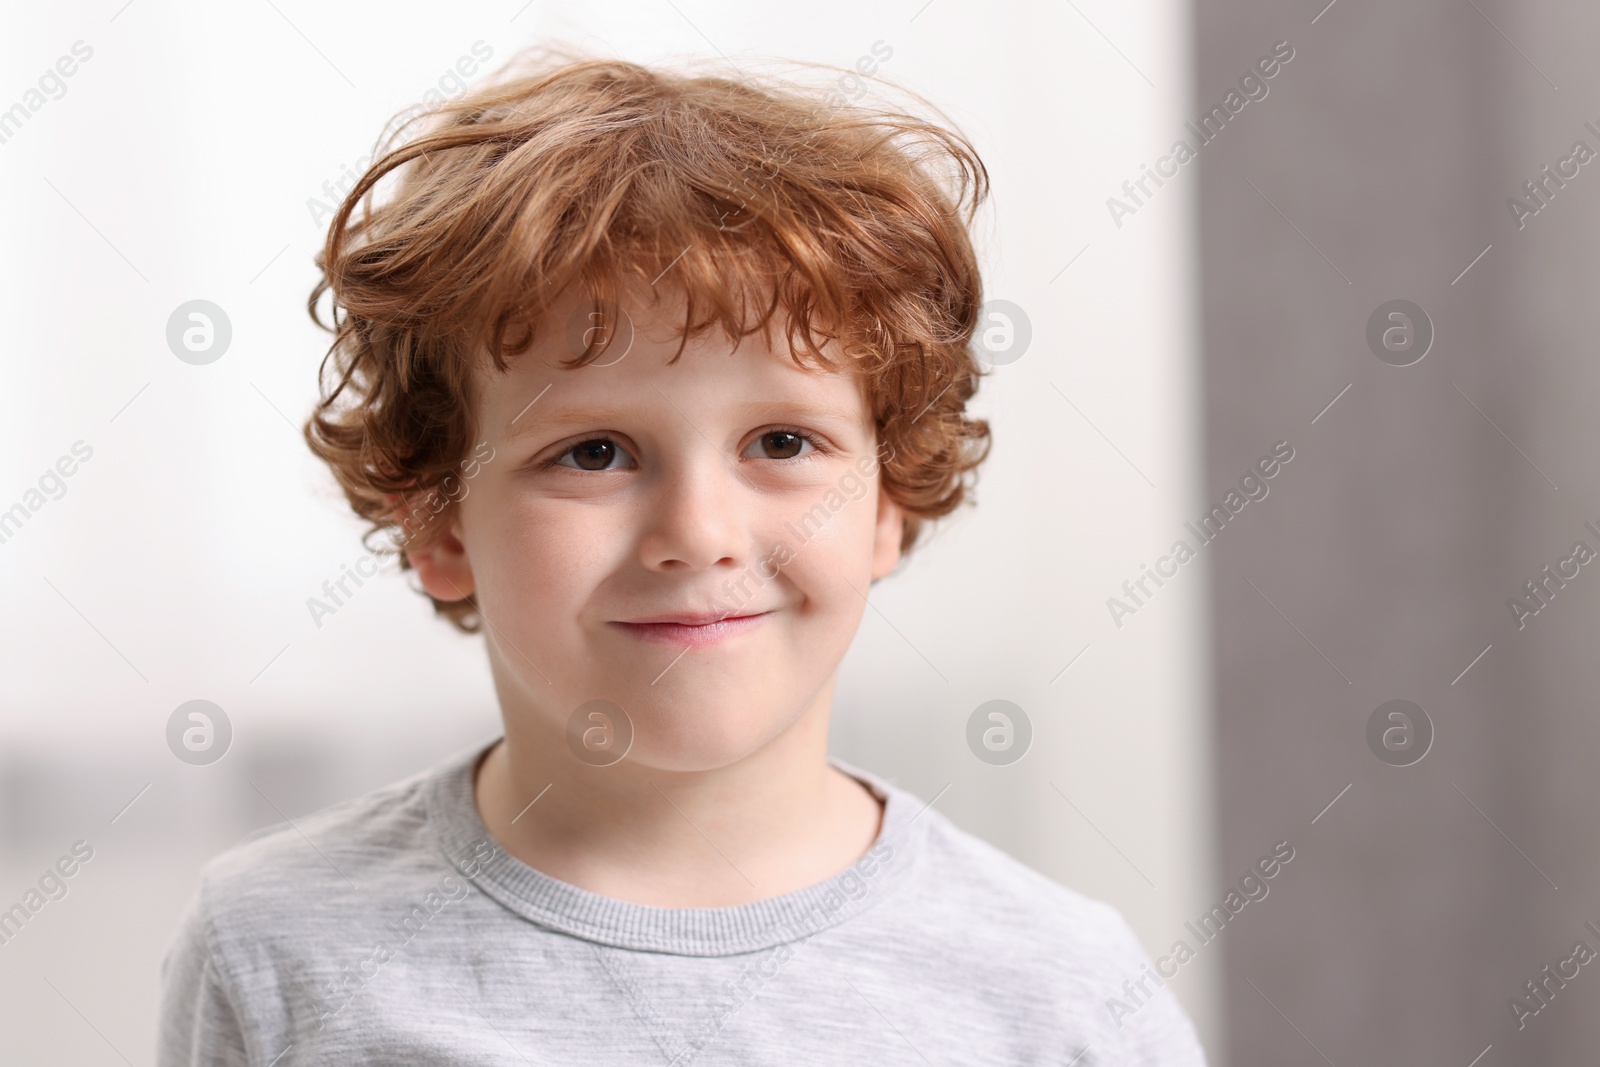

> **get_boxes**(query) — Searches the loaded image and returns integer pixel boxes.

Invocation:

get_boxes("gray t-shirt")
[157,741,1208,1065]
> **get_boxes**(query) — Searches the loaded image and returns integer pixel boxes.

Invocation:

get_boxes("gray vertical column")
[1192,0,1600,1061]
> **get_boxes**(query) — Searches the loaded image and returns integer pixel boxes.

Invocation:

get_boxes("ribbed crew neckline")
[424,740,924,957]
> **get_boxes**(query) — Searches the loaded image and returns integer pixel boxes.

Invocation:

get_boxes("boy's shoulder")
[847,759,1150,961]
[216,755,442,867]
[916,801,1159,985]
[190,746,473,939]
[849,761,1204,1060]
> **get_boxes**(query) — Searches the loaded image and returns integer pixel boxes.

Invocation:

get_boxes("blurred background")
[2,0,1593,1063]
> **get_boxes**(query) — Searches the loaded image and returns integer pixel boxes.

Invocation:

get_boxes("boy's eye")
[746,430,816,460]
[545,430,822,471]
[555,437,635,471]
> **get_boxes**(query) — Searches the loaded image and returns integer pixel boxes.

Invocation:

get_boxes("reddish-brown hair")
[305,44,994,633]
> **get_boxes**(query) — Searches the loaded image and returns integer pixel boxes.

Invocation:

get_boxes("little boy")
[158,46,1207,1064]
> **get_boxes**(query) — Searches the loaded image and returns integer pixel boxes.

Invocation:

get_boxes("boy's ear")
[388,494,476,601]
[870,486,904,580]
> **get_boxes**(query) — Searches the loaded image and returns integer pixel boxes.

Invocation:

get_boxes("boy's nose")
[636,454,750,573]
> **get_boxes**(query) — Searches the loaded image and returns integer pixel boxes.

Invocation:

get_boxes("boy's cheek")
[771,539,872,614]
[483,522,622,624]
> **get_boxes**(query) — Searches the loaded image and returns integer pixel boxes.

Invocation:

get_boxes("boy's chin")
[612,707,801,775]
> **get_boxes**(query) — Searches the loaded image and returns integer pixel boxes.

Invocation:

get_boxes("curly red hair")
[304,44,994,633]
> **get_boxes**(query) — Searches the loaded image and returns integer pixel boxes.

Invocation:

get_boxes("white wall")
[0,1,1220,1061]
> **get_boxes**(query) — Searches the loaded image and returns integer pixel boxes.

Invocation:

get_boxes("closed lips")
[621,611,763,625]
[609,612,771,647]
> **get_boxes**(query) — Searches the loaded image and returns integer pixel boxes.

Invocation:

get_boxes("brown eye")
[556,438,630,471]
[757,431,806,459]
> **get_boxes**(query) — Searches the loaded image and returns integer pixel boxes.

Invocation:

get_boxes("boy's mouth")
[608,611,773,648]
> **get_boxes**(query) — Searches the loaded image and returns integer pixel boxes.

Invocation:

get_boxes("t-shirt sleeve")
[156,885,253,1067]
[1101,909,1210,1066]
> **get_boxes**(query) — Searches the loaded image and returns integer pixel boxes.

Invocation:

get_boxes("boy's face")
[406,280,904,773]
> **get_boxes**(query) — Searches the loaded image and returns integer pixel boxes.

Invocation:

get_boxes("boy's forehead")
[475,281,872,428]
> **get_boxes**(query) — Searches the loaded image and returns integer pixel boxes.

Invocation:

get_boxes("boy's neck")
[472,679,885,909]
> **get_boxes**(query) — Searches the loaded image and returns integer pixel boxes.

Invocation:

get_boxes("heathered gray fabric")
[157,741,1208,1065]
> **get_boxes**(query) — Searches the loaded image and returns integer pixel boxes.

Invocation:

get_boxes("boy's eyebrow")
[500,397,869,443]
